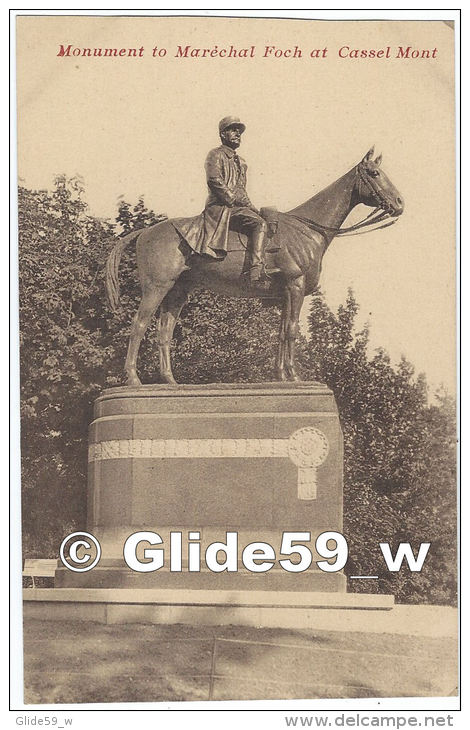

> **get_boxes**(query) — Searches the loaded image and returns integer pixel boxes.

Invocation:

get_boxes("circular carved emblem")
[288,427,329,468]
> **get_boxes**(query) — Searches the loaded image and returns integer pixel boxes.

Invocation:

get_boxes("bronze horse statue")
[106,148,404,385]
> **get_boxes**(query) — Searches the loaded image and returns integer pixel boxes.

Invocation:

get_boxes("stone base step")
[24,588,394,630]
[54,563,347,591]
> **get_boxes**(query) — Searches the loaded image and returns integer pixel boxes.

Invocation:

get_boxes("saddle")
[226,206,281,253]
[172,206,282,272]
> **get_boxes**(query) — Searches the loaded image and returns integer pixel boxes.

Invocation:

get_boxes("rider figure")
[205,116,269,288]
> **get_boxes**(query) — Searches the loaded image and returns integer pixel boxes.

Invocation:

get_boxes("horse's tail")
[105,229,142,312]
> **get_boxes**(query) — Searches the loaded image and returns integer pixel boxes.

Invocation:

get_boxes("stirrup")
[250,263,281,281]
[249,263,264,283]
[251,278,271,291]
[247,266,271,291]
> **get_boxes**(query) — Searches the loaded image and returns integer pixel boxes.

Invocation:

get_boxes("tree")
[19,177,114,553]
[305,292,457,604]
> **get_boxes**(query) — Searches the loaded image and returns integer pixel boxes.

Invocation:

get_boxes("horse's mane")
[286,166,357,220]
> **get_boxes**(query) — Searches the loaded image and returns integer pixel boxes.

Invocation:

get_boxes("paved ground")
[23,619,458,704]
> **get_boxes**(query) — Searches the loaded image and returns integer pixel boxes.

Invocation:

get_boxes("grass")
[23,619,458,704]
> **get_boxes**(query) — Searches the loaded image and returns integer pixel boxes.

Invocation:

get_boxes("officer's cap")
[219,116,246,134]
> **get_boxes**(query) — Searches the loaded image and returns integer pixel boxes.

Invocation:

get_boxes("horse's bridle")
[290,164,398,238]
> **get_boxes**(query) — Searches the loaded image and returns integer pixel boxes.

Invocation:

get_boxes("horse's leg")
[124,283,173,386]
[276,285,291,381]
[125,223,191,386]
[157,281,191,385]
[284,276,305,381]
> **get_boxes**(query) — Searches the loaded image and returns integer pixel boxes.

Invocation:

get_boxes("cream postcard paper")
[15,14,457,710]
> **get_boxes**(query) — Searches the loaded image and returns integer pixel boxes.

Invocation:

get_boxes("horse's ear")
[362,147,375,162]
[374,154,382,166]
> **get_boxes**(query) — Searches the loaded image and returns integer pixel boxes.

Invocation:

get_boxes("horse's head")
[356,147,404,217]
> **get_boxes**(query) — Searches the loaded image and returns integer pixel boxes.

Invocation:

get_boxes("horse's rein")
[289,165,398,238]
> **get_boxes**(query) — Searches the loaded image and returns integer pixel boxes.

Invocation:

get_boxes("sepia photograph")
[12,9,459,717]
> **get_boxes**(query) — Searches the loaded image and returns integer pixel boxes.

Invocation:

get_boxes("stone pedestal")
[56,382,345,591]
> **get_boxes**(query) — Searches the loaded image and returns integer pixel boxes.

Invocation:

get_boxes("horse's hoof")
[161,374,178,385]
[126,374,142,387]
[287,372,300,382]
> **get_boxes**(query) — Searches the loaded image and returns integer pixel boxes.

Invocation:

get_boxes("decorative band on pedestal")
[89,427,329,501]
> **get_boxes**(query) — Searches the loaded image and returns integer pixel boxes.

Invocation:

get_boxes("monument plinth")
[56,382,345,591]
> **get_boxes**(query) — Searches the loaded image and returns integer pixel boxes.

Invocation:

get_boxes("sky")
[16,15,456,394]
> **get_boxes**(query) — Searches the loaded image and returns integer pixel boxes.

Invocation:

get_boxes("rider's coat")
[172,144,255,258]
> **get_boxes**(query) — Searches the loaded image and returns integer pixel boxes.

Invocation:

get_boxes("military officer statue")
[204,116,270,288]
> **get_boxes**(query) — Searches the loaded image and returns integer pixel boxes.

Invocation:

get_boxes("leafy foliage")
[18,178,456,605]
[305,293,457,604]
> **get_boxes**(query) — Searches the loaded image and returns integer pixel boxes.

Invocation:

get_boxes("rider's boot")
[249,228,271,290]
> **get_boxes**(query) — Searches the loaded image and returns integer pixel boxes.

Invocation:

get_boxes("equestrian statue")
[105,117,404,385]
